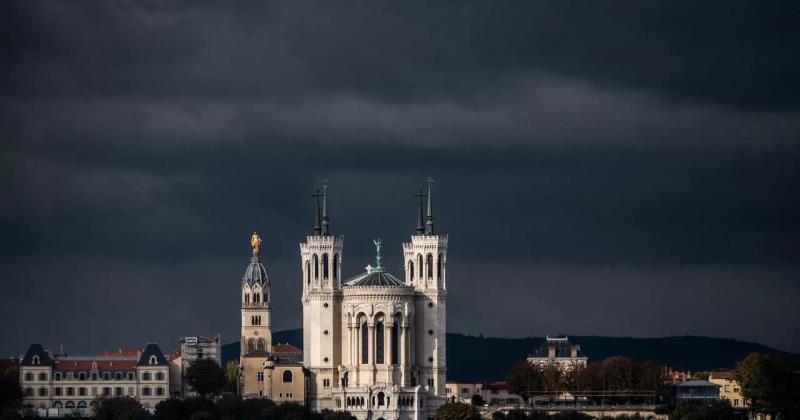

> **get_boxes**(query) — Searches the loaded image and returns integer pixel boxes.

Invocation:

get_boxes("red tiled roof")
[273,343,301,353]
[709,371,735,380]
[98,348,141,358]
[54,360,137,372]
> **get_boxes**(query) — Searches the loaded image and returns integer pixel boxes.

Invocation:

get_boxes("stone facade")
[18,343,170,416]
[302,181,447,420]
[238,232,308,403]
[708,371,747,408]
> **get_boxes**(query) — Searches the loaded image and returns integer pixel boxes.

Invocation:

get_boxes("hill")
[222,329,798,382]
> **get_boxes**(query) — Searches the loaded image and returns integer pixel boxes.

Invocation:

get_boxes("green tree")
[506,361,544,400]
[154,398,188,420]
[225,360,239,393]
[435,402,481,420]
[184,358,227,397]
[93,396,150,420]
[671,399,733,420]
[734,352,800,418]
[319,409,357,420]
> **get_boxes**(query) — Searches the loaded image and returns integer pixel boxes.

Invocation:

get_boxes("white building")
[527,336,587,371]
[302,180,448,420]
[178,335,222,397]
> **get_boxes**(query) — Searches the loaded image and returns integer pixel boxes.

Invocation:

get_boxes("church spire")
[312,189,323,235]
[425,177,435,235]
[321,179,330,235]
[414,189,426,234]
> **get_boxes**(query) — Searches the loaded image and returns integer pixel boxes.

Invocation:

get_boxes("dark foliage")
[93,396,150,420]
[185,359,227,397]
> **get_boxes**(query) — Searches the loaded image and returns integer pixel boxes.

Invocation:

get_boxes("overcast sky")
[1,0,799,356]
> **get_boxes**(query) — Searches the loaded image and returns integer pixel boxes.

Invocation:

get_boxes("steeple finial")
[312,189,323,235]
[321,179,330,235]
[425,177,434,235]
[373,238,384,272]
[414,189,426,234]
[251,231,262,256]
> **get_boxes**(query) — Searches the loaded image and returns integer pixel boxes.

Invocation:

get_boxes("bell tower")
[403,178,447,396]
[300,180,343,410]
[240,231,272,397]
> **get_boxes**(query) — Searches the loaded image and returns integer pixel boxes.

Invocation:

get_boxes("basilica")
[239,180,448,419]
[300,180,448,420]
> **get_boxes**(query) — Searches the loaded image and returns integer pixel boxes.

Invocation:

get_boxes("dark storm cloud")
[1,1,798,109]
[1,0,799,355]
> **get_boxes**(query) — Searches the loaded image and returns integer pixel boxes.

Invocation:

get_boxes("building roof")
[98,348,141,358]
[273,343,302,353]
[54,360,137,372]
[137,344,169,366]
[674,380,720,388]
[343,266,407,288]
[531,336,581,358]
[20,344,53,366]
[243,251,270,287]
[708,371,735,380]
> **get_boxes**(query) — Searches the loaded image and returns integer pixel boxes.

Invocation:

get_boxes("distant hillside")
[223,329,798,382]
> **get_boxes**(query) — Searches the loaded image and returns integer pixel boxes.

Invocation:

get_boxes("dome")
[343,265,407,288]
[243,250,270,287]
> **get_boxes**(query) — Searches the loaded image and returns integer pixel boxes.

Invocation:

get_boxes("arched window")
[409,260,414,281]
[142,387,151,396]
[323,253,329,279]
[427,254,433,279]
[375,317,385,364]
[437,253,443,279]
[282,370,293,383]
[77,401,87,409]
[333,254,339,282]
[127,372,134,380]
[418,254,423,278]
[247,339,256,353]
[377,391,385,406]
[155,372,164,381]
[313,255,319,280]
[65,401,75,409]
[32,355,40,365]
[244,293,250,304]
[142,372,151,380]
[257,339,266,352]
[254,292,260,303]
[361,322,369,364]
[115,372,122,380]
[391,316,400,365]
[306,261,311,285]
[149,355,157,365]
[263,292,267,303]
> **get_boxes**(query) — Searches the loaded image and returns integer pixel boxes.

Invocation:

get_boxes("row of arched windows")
[243,292,268,304]
[358,313,401,365]
[398,395,415,407]
[408,253,444,282]
[306,253,340,285]
[251,315,262,325]
[246,338,267,353]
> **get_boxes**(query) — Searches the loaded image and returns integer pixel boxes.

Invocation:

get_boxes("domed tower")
[240,231,272,397]
[300,181,344,410]
[403,178,447,396]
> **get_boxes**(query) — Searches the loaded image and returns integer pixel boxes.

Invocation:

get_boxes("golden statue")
[251,231,262,253]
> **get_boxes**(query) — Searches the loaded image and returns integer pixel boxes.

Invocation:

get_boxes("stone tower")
[301,181,344,410]
[403,179,447,396]
[240,231,272,397]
